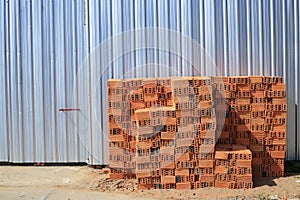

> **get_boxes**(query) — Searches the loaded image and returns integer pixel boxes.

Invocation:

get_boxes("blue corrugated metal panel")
[1,0,90,163]
[0,0,299,164]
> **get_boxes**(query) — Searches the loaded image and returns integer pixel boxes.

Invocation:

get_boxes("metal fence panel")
[0,0,299,164]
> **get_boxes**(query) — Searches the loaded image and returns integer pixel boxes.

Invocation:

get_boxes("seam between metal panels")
[294,0,299,159]
[63,0,69,163]
[258,0,263,75]
[167,0,172,76]
[283,1,286,80]
[40,0,46,162]
[298,0,300,160]
[282,1,287,159]
[4,0,10,162]
[98,0,104,164]
[236,0,241,75]
[223,0,228,76]
[13,0,20,162]
[17,0,25,162]
[213,0,218,75]
[246,0,252,75]
[270,0,275,76]
[29,0,36,162]
[87,0,93,165]
[109,0,113,79]
[74,0,80,162]
[178,1,183,76]
[51,0,58,162]
[7,0,13,162]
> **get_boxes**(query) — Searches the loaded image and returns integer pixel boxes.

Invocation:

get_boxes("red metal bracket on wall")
[59,108,80,112]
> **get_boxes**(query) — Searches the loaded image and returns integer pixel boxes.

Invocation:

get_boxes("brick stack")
[108,76,286,189]
[213,76,252,150]
[133,78,176,189]
[214,147,253,189]
[108,79,143,179]
[250,77,286,177]
[213,76,286,178]
[173,77,216,190]
[108,77,218,189]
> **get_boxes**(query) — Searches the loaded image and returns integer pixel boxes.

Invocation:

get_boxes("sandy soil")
[0,166,299,200]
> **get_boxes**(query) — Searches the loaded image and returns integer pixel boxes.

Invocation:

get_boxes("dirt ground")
[0,166,300,200]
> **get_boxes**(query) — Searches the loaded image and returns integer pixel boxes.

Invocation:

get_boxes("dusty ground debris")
[0,166,300,200]
[91,178,138,192]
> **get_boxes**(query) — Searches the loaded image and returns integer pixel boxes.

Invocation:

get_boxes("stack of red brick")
[108,76,286,189]
[108,79,138,179]
[213,76,286,178]
[214,147,252,189]
[172,77,216,190]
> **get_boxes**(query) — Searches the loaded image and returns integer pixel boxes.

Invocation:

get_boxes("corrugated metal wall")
[0,0,299,164]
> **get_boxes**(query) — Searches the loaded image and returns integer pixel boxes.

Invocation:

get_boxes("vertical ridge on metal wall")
[286,0,296,160]
[294,0,300,160]
[0,0,9,162]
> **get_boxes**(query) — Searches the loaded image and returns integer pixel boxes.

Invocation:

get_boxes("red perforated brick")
[161,176,176,184]
[176,182,191,190]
